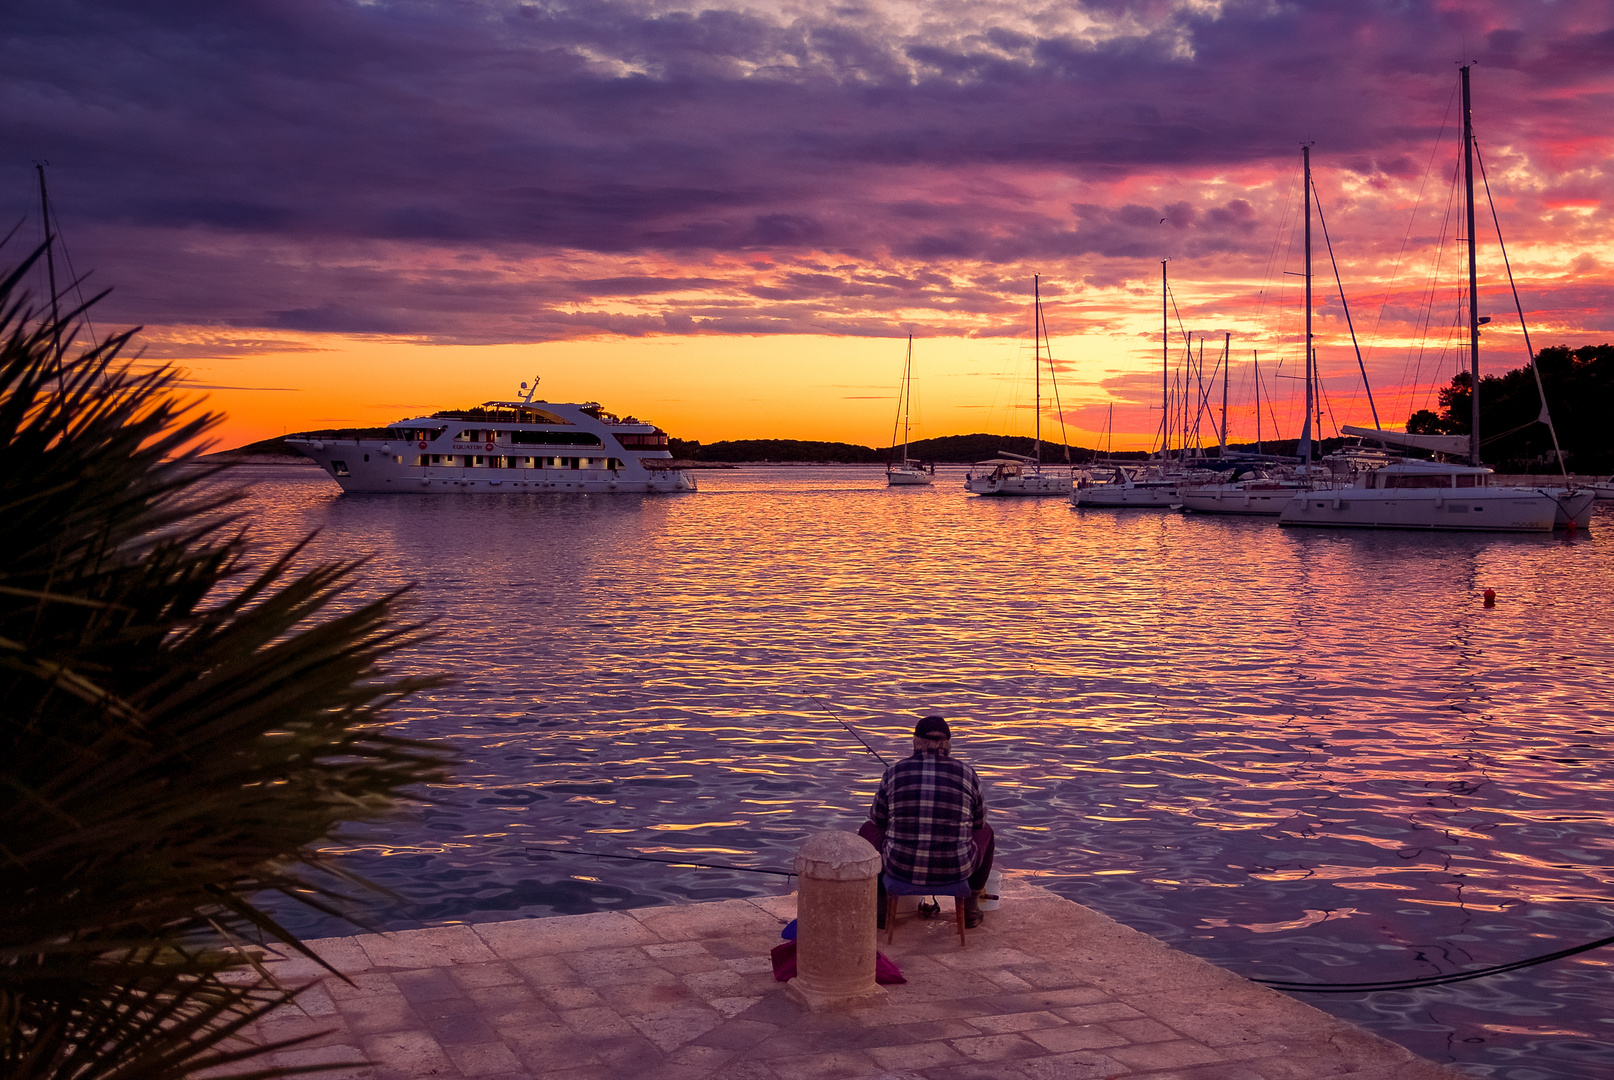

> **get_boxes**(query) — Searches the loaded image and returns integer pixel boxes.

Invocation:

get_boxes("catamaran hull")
[1278,489,1559,532]
[1545,489,1596,528]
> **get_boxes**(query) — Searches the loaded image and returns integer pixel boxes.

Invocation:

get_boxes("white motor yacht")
[288,381,697,494]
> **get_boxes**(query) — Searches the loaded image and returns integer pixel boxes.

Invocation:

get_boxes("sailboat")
[886,335,933,486]
[1180,154,1324,517]
[1279,68,1595,532]
[964,277,1071,496]
[1073,262,1211,508]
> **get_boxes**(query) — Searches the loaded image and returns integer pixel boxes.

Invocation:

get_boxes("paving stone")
[664,1042,739,1069]
[539,985,605,1010]
[691,1017,783,1050]
[631,898,786,942]
[558,1005,639,1039]
[358,1030,455,1079]
[230,874,1467,1080]
[268,1042,371,1080]
[963,1010,1066,1035]
[947,1033,1044,1062]
[597,976,707,1018]
[464,983,543,1012]
[709,995,763,1017]
[869,1041,967,1071]
[1052,1001,1146,1025]
[292,983,339,1018]
[1023,1023,1129,1053]
[360,925,497,969]
[628,1007,724,1052]
[327,973,401,1001]
[474,910,658,959]
[766,1049,881,1079]
[1108,1039,1227,1071]
[422,1011,498,1046]
[335,994,420,1036]
[1108,1015,1181,1043]
[448,961,525,989]
[392,969,464,1004]
[1012,1051,1132,1080]
[444,1040,523,1077]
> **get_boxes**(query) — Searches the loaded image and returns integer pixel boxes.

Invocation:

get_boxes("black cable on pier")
[1256,933,1614,993]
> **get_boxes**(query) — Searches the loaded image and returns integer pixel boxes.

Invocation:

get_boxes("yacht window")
[363,453,370,462]
[1388,474,1453,489]
[331,461,349,477]
[1455,475,1479,488]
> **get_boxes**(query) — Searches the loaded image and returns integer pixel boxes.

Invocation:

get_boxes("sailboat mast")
[1462,65,1481,467]
[1034,275,1042,465]
[902,335,913,465]
[1220,332,1229,455]
[1254,350,1263,455]
[1161,260,1169,459]
[1301,143,1315,469]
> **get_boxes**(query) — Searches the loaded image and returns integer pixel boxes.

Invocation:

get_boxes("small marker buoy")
[1483,588,1496,607]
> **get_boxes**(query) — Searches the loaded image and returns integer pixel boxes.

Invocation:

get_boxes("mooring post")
[786,830,885,1012]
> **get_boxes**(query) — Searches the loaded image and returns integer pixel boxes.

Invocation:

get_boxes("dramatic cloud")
[1,0,1610,442]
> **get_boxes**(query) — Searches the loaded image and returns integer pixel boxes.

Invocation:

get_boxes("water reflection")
[237,463,1614,1078]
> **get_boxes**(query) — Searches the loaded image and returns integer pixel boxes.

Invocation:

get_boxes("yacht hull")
[887,468,933,486]
[1278,488,1559,532]
[1545,489,1597,528]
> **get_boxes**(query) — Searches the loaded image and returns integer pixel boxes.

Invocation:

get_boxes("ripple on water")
[234,463,1614,1079]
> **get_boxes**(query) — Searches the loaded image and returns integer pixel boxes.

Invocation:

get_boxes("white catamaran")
[965,277,1072,496]
[288,379,697,494]
[1279,69,1593,533]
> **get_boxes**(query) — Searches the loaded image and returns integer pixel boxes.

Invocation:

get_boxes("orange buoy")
[1483,588,1496,607]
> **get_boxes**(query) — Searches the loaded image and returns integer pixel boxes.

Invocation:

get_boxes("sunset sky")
[4,0,1611,451]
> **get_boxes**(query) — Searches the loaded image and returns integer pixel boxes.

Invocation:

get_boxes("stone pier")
[238,874,1465,1080]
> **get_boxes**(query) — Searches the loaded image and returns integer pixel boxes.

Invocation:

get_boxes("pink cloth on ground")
[769,940,905,984]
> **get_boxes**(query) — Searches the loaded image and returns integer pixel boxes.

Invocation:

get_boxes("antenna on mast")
[520,376,540,404]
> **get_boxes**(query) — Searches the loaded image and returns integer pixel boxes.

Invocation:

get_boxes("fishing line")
[807,695,891,767]
[1256,932,1614,993]
[527,845,794,878]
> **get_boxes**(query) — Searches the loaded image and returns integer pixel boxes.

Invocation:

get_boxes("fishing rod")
[1255,931,1614,993]
[528,845,794,878]
[806,694,891,767]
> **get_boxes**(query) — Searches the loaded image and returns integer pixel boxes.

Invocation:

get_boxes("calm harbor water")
[241,462,1614,1079]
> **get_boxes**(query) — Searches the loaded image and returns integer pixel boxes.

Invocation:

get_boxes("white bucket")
[978,869,1003,911]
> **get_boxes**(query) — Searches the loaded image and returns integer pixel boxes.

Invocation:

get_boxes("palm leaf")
[0,243,457,1080]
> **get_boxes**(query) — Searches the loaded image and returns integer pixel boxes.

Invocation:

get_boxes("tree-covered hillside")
[1407,344,1612,473]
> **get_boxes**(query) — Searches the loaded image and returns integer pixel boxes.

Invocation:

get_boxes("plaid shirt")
[870,749,984,886]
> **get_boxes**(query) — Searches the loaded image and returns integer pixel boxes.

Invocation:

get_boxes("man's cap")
[914,716,951,739]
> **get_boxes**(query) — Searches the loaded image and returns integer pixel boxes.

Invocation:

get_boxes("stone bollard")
[786,830,886,1012]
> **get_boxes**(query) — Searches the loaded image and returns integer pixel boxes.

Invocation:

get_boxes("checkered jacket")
[870,750,984,886]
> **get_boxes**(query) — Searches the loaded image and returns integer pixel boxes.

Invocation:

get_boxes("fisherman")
[861,715,994,929]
